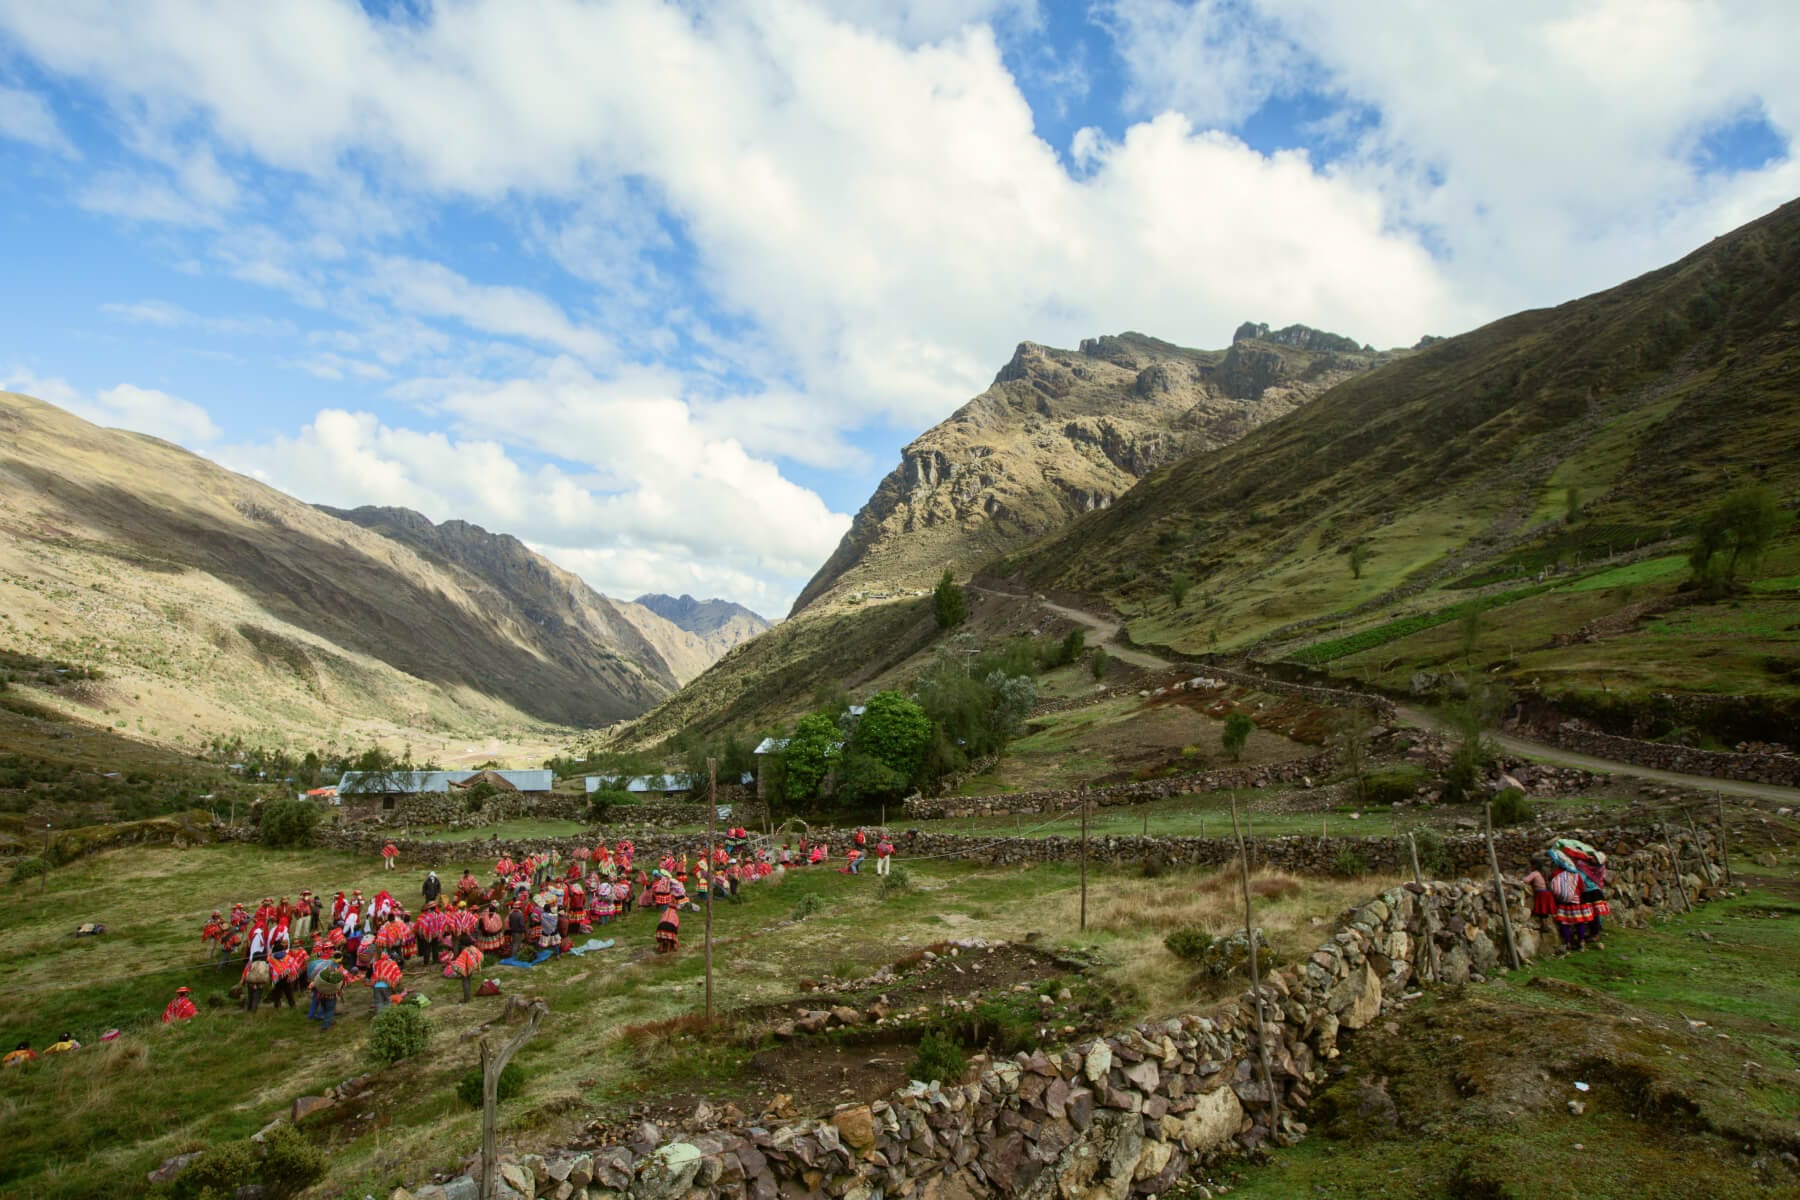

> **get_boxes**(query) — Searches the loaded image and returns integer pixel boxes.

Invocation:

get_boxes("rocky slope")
[0,395,678,749]
[620,593,772,686]
[790,326,1383,614]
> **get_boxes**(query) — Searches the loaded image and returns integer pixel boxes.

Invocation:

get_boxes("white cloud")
[3,368,221,445]
[0,81,74,154]
[102,299,295,337]
[364,256,612,363]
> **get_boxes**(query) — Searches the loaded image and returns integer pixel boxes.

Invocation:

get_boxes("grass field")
[0,838,1388,1198]
[1222,871,1800,1199]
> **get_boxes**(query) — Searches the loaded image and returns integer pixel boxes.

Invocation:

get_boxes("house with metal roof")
[335,768,553,809]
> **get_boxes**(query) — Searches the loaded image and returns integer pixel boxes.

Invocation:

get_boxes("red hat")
[176,986,191,994]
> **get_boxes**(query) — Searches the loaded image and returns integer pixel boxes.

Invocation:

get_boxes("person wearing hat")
[4,1040,37,1066]
[506,898,528,960]
[422,869,442,906]
[162,988,198,1023]
[43,1032,80,1054]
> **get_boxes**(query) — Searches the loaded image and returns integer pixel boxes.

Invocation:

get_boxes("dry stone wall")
[1548,722,1800,787]
[904,753,1336,821]
[405,824,1719,1200]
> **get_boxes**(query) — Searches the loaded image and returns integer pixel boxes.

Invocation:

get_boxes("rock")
[147,1152,203,1185]
[635,1143,703,1200]
[292,1095,335,1123]
[1133,1139,1173,1181]
[832,1105,877,1154]
[831,1006,863,1028]
[500,1161,535,1197]
[441,1178,480,1200]
[1084,1041,1113,1083]
[1172,1087,1243,1152]
[392,1189,415,1200]
[1329,960,1383,1031]
[1122,1059,1160,1093]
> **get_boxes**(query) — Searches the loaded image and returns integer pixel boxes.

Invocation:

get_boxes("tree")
[1222,711,1254,762]
[853,690,932,786]
[1347,541,1369,581]
[260,798,320,848]
[1169,572,1193,606]
[782,713,841,806]
[1690,483,1778,595]
[1563,484,1583,525]
[933,569,967,630]
[1337,707,1372,804]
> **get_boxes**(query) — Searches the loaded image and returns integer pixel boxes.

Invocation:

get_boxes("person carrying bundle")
[440,945,484,1003]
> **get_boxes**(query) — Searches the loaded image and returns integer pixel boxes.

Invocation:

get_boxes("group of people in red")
[775,827,896,875]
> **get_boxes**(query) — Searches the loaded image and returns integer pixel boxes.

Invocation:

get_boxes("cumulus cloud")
[3,368,221,445]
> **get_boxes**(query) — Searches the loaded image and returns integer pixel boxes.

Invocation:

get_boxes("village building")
[334,768,553,810]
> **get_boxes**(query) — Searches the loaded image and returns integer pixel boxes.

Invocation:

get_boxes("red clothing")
[372,956,403,987]
[162,996,198,1023]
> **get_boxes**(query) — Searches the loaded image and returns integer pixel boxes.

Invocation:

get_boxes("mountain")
[0,395,678,751]
[620,198,1800,748]
[635,593,769,637]
[790,326,1386,615]
[620,593,772,686]
[1005,197,1800,723]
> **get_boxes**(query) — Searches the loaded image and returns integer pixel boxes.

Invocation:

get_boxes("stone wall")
[385,791,762,833]
[1548,722,1800,788]
[414,824,1718,1200]
[904,753,1336,821]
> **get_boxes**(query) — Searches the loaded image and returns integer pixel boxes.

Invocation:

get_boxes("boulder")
[1171,1086,1244,1153]
[292,1095,335,1124]
[832,1105,877,1154]
[1083,1041,1113,1083]
[632,1143,703,1200]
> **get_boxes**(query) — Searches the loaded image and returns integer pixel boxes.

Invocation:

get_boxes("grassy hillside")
[0,394,674,756]
[1005,197,1800,730]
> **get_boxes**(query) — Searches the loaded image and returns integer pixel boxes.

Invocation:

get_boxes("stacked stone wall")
[1548,723,1800,787]
[904,753,1336,821]
[406,823,1716,1200]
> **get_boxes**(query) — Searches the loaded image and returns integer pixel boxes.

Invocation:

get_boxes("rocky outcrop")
[791,330,1379,615]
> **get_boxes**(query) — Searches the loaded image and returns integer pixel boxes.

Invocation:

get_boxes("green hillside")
[1005,198,1800,735]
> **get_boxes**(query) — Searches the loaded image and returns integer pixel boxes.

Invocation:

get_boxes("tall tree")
[933,568,967,630]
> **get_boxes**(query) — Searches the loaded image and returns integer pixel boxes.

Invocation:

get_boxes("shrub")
[1163,927,1214,962]
[587,788,631,823]
[1088,648,1109,681]
[257,1125,325,1197]
[178,1139,261,1199]
[933,569,966,630]
[910,1029,968,1084]
[789,892,825,920]
[259,798,320,849]
[457,1061,526,1108]
[9,855,48,883]
[878,863,915,899]
[1169,572,1193,606]
[1331,846,1371,877]
[1361,766,1427,806]
[1222,711,1254,762]
[1490,787,1532,827]
[1412,827,1451,876]
[367,1004,432,1065]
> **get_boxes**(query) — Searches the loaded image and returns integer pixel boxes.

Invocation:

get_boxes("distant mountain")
[625,594,773,684]
[789,325,1387,615]
[0,395,679,750]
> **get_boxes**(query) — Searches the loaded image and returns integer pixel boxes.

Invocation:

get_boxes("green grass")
[1553,553,1687,592]
[1287,583,1554,666]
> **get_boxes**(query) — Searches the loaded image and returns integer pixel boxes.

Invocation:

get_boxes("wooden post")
[479,1000,547,1200]
[1483,802,1522,971]
[1660,823,1691,912]
[1715,792,1732,885]
[1407,832,1423,886]
[1230,792,1281,1133]
[705,758,717,1026]
[1682,807,1713,886]
[42,824,50,893]
[1079,788,1089,933]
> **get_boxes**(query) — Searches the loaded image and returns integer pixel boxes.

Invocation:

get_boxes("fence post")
[1230,791,1281,1135]
[1715,792,1732,885]
[1484,802,1522,971]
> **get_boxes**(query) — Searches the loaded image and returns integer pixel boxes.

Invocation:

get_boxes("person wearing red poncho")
[162,986,198,1023]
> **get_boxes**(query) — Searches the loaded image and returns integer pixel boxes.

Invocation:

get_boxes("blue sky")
[1,0,1794,616]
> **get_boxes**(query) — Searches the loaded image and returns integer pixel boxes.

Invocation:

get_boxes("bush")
[1089,648,1109,681]
[910,1029,968,1084]
[178,1140,260,1198]
[367,1004,432,1065]
[587,788,631,823]
[257,1125,325,1197]
[9,855,48,883]
[1490,787,1532,827]
[1331,846,1371,877]
[457,1061,526,1108]
[789,892,825,920]
[1163,927,1214,962]
[1361,766,1426,806]
[1412,827,1451,876]
[259,798,320,849]
[1222,711,1254,762]
[1169,572,1193,606]
[877,863,915,899]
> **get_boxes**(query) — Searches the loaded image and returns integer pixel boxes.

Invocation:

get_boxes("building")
[584,772,754,799]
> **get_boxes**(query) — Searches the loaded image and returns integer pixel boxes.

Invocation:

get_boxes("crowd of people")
[168,830,899,1031]
[1521,836,1612,952]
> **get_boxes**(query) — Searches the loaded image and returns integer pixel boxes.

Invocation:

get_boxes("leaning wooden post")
[1660,823,1692,912]
[479,999,548,1200]
[1483,802,1522,971]
[1715,792,1732,885]
[1407,831,1423,887]
[1079,788,1089,933]
[705,757,717,1026]
[1682,807,1714,885]
[1230,791,1281,1134]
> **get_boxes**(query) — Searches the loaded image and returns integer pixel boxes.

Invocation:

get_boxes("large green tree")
[782,712,841,806]
[852,690,932,788]
[933,568,966,630]
[1690,483,1778,594]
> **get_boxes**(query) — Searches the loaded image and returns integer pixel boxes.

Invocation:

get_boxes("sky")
[1,1,1795,619]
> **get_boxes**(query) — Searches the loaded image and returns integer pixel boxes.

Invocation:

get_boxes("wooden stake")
[1683,807,1713,886]
[705,757,717,1026]
[1079,789,1089,933]
[1715,792,1732,885]
[1483,802,1522,971]
[1230,791,1281,1134]
[1407,831,1422,886]
[1660,823,1691,912]
[479,1000,547,1200]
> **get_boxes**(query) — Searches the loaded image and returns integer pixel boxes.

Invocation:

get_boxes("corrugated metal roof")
[337,768,552,795]
[586,772,752,793]
[753,737,788,755]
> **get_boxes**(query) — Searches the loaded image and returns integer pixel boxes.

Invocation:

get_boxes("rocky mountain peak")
[1232,320,1368,355]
